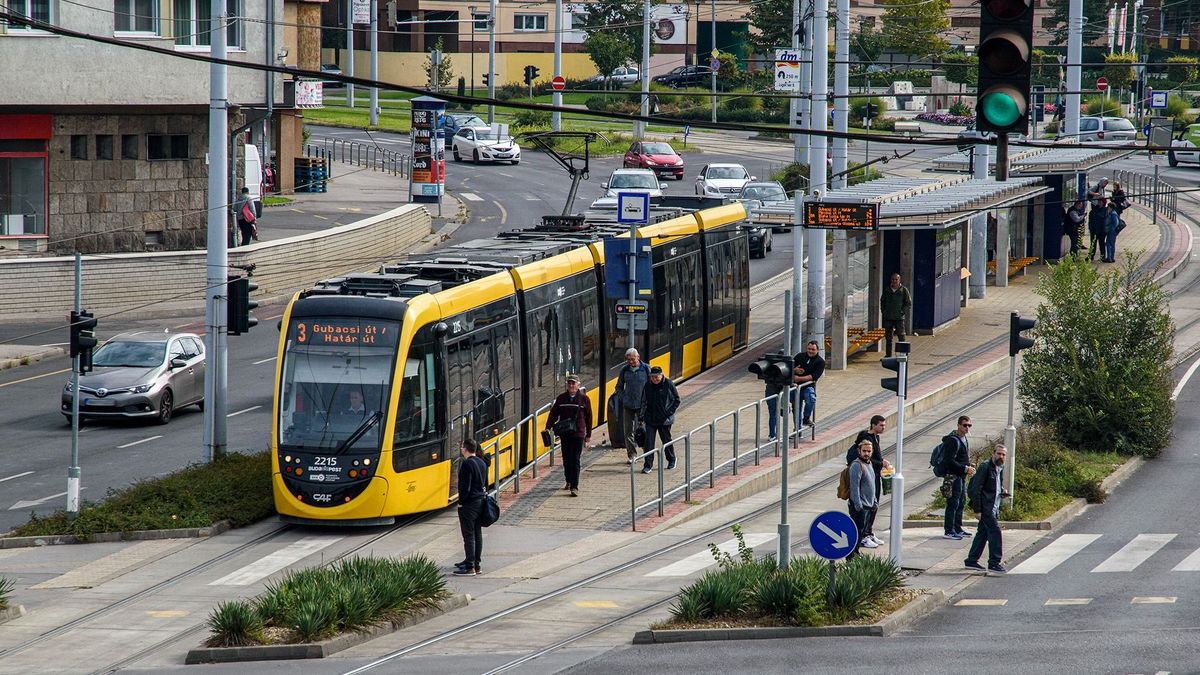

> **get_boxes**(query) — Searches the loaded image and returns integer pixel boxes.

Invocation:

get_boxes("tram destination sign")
[804,201,879,231]
[290,318,400,348]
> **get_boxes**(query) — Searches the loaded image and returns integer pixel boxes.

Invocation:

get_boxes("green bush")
[849,96,888,125]
[511,108,552,128]
[0,577,14,611]
[206,600,265,648]
[831,555,904,620]
[868,117,897,132]
[13,451,272,539]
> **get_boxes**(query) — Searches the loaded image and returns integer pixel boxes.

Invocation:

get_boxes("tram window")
[446,337,474,442]
[492,320,517,427]
[684,254,703,339]
[579,290,600,389]
[394,348,437,446]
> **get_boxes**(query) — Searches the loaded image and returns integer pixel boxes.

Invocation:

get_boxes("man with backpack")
[845,440,876,559]
[965,444,1008,574]
[454,439,490,576]
[846,415,890,548]
[938,416,975,540]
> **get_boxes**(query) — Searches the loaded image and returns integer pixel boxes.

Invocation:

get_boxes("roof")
[816,175,1053,229]
[930,145,1137,176]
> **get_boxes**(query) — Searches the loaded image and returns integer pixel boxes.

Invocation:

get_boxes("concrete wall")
[0,205,432,321]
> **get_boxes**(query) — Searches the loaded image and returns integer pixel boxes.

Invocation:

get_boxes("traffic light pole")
[887,351,907,567]
[67,252,82,519]
[487,0,496,124]
[1004,352,1017,505]
[1064,0,1082,140]
[204,0,230,464]
[369,0,378,126]
[778,289,793,569]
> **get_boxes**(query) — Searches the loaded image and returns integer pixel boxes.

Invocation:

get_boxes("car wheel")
[473,149,481,164]
[156,389,173,425]
[1168,151,1178,167]
[453,146,462,162]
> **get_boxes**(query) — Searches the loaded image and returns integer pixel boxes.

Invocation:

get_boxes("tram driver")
[345,389,367,417]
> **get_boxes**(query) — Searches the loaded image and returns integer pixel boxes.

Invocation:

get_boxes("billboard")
[774,49,801,92]
[410,97,446,203]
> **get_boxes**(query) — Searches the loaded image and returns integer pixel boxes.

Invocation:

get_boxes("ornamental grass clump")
[205,600,266,648]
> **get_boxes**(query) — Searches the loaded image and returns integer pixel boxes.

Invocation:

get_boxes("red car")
[623,141,685,180]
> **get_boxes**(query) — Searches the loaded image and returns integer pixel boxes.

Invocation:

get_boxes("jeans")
[1105,228,1118,261]
[848,503,868,558]
[944,476,965,535]
[238,221,255,246]
[967,509,1004,566]
[882,318,906,356]
[458,498,484,568]
[794,386,816,427]
[642,423,674,469]
[620,407,640,460]
[560,435,583,490]
[766,394,780,439]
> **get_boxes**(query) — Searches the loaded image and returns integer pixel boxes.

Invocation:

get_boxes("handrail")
[308,138,410,178]
[1110,168,1177,226]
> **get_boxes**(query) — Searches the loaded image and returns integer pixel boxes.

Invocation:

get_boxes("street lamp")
[469,5,476,96]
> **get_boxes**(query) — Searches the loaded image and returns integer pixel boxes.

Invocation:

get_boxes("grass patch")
[303,107,412,133]
[516,126,633,156]
[262,196,294,207]
[204,554,448,647]
[12,451,272,539]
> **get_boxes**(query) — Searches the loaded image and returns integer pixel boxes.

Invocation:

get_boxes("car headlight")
[646,159,657,166]
[132,384,152,393]
[64,383,73,392]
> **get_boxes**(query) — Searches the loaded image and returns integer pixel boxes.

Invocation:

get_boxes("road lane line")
[494,200,508,225]
[208,536,342,586]
[0,471,34,484]
[0,368,72,388]
[460,192,483,201]
[253,357,277,365]
[1044,598,1092,606]
[1131,596,1176,604]
[228,405,261,418]
[644,533,776,577]
[1171,547,1200,571]
[118,435,163,449]
[1010,534,1101,574]
[954,599,1007,606]
[1092,534,1176,572]
[1171,353,1200,400]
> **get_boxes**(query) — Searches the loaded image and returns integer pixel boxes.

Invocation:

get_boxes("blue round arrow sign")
[808,510,859,561]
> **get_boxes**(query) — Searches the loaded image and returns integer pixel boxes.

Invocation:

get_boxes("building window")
[147,134,190,160]
[121,134,139,159]
[472,13,490,31]
[96,135,114,160]
[5,0,51,29]
[514,14,547,32]
[115,0,159,33]
[0,154,48,237]
[70,135,88,160]
[173,0,242,48]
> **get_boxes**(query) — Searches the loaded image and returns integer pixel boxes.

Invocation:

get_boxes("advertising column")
[410,96,446,214]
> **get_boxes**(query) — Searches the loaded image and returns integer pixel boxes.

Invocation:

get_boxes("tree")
[850,24,885,66]
[1043,0,1109,46]
[424,37,455,92]
[1019,256,1174,458]
[879,0,950,59]
[577,0,647,68]
[1166,56,1199,85]
[941,52,978,89]
[583,32,633,91]
[1103,51,1136,91]
[715,52,741,90]
[745,0,793,55]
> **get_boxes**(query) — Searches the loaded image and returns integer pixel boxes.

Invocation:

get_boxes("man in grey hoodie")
[848,439,877,558]
[615,348,650,463]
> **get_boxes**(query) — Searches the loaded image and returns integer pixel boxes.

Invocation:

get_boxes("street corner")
[0,345,66,371]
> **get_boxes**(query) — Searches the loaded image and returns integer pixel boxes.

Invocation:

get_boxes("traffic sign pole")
[887,354,907,567]
[552,0,562,131]
[778,290,792,569]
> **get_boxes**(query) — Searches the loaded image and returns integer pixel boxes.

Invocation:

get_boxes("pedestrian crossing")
[1010,532,1193,575]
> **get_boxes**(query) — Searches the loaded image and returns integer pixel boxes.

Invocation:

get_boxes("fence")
[306,138,410,178]
[1111,168,1178,225]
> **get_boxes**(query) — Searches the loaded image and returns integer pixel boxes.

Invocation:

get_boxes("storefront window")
[0,155,46,236]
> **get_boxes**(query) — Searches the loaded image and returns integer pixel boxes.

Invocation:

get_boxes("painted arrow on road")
[10,489,84,511]
[817,522,851,549]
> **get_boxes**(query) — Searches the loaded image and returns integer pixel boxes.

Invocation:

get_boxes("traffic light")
[880,341,910,398]
[227,275,259,336]
[1009,310,1036,357]
[975,0,1034,134]
[523,65,540,86]
[69,310,98,373]
[864,102,879,121]
[482,73,490,87]
[749,352,794,386]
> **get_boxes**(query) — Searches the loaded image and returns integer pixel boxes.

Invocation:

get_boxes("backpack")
[967,460,989,514]
[240,200,256,224]
[930,441,947,477]
[836,466,851,500]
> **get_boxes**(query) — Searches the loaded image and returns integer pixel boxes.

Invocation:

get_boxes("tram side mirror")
[433,322,449,338]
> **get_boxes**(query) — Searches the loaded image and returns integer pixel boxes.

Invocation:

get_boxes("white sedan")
[589,168,666,209]
[695,163,755,197]
[451,127,521,165]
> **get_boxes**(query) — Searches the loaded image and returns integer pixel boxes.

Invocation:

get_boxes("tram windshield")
[278,317,400,454]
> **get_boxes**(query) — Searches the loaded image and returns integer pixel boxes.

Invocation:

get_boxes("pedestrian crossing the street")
[1009,532,1191,575]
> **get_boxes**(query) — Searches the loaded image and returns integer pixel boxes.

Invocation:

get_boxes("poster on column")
[351,0,371,25]
[774,49,801,92]
[410,97,446,203]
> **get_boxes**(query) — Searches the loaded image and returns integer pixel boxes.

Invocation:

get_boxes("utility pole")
[969,144,989,299]
[469,6,476,98]
[204,0,230,462]
[1064,0,1082,141]
[806,0,828,351]
[488,0,497,123]
[796,1,810,164]
[369,0,378,125]
[790,0,806,352]
[346,0,355,107]
[552,0,563,131]
[831,0,848,191]
[778,290,793,568]
[710,0,717,124]
[637,0,651,139]
[790,0,801,164]
[68,253,82,518]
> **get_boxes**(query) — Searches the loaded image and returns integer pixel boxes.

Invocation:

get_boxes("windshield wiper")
[332,411,382,456]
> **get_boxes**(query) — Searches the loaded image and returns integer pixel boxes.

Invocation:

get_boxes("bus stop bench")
[824,328,889,357]
[986,256,1038,278]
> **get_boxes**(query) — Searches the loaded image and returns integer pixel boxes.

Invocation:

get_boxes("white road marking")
[644,533,776,577]
[0,368,71,388]
[118,435,163,449]
[9,489,83,510]
[1171,547,1200,571]
[1092,534,1176,572]
[1044,598,1092,606]
[524,195,540,201]
[227,405,261,418]
[209,536,342,586]
[1131,596,1176,604]
[954,599,1008,606]
[252,356,277,365]
[0,471,33,484]
[1171,354,1200,400]
[1010,534,1101,574]
[460,192,484,201]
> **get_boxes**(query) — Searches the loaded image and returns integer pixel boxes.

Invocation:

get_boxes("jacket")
[1110,189,1129,214]
[972,458,1002,515]
[846,430,883,474]
[849,459,876,512]
[616,362,650,410]
[880,285,911,322]
[640,377,681,426]
[793,352,825,388]
[1087,206,1106,236]
[546,391,593,439]
[940,432,970,478]
[1066,205,1086,229]
[458,453,489,502]
[1105,208,1120,235]
[234,196,255,224]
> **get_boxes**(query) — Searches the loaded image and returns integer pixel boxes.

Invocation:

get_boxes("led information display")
[803,202,879,230]
[290,318,400,348]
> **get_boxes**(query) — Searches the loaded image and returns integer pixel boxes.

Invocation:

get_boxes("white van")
[244,143,264,216]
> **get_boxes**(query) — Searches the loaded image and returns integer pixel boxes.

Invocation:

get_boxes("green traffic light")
[980,91,1022,127]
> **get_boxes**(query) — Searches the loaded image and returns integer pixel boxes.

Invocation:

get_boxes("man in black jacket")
[940,416,975,540]
[793,340,825,428]
[454,440,490,576]
[965,444,1008,574]
[845,415,891,548]
[640,365,681,473]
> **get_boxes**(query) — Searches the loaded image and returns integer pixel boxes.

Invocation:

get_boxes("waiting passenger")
[639,365,680,474]
[792,340,824,429]
[546,374,593,497]
[454,439,489,577]
[615,348,650,464]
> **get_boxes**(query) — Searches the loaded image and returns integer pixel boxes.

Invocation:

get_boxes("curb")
[185,594,470,664]
[631,589,945,644]
[0,605,26,624]
[0,345,65,372]
[0,520,231,549]
[650,356,1010,533]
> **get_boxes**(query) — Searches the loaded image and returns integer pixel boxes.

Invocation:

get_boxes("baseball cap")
[649,365,663,375]
[565,373,580,383]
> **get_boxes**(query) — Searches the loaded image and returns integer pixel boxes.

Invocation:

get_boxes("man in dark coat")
[639,365,681,473]
[940,415,975,540]
[965,444,1008,574]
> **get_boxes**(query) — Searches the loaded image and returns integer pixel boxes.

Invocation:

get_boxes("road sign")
[616,191,649,224]
[682,125,691,142]
[711,49,719,58]
[774,48,801,92]
[1150,90,1167,109]
[603,237,653,299]
[615,300,648,315]
[710,58,720,73]
[552,76,566,91]
[809,510,858,561]
[1096,77,1109,92]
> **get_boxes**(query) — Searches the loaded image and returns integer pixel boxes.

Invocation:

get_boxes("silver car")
[61,330,206,425]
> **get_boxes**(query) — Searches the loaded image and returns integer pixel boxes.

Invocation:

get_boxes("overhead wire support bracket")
[518,131,603,216]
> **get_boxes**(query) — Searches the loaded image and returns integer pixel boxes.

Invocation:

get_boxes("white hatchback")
[451,126,521,165]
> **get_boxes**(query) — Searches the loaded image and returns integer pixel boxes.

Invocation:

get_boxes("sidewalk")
[496,199,1188,534]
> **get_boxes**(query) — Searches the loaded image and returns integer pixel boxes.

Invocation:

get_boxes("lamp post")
[469,5,476,97]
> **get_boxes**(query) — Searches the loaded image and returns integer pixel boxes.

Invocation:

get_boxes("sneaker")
[452,567,478,576]
[641,466,653,474]
[454,560,471,570]
[987,564,1007,574]
[956,529,972,537]
[667,460,677,470]
[868,535,884,546]
[569,488,578,497]
[861,538,880,549]
[943,533,963,540]
[768,436,778,442]
[964,559,985,570]
[802,418,813,427]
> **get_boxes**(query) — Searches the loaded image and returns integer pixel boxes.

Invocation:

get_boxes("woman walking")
[545,374,593,497]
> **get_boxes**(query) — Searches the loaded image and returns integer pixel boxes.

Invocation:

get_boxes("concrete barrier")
[0,204,432,321]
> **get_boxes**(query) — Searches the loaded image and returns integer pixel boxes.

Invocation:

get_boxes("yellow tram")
[272,203,751,524]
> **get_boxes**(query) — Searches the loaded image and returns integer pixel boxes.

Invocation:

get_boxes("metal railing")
[307,139,410,177]
[476,400,560,501]
[1111,168,1177,226]
[628,383,815,531]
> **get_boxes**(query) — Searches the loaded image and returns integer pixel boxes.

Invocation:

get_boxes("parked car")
[451,126,521,164]
[652,65,711,88]
[623,141,685,180]
[1168,123,1200,167]
[1076,116,1137,143]
[61,331,206,425]
[590,168,666,209]
[739,181,792,233]
[442,113,486,136]
[321,63,343,88]
[587,65,640,86]
[695,163,754,197]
